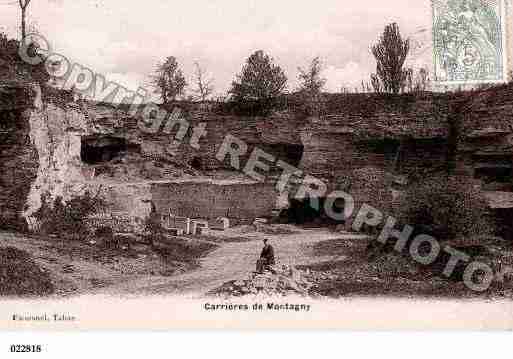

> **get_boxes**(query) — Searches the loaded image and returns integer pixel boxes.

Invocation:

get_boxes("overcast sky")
[0,0,434,96]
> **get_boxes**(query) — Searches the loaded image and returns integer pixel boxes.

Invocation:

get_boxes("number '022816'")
[9,345,42,353]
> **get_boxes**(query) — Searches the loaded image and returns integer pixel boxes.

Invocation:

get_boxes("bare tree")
[403,67,430,94]
[297,56,326,114]
[18,0,32,40]
[413,67,430,93]
[151,56,187,103]
[360,80,372,93]
[370,73,383,93]
[371,23,410,94]
[192,62,214,102]
[403,68,414,93]
[340,86,350,94]
[298,57,326,95]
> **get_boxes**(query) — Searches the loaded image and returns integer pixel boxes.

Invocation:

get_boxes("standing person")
[256,238,275,273]
[144,200,162,248]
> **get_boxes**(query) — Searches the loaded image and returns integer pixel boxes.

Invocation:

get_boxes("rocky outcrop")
[151,179,278,221]
[13,88,296,230]
[24,102,89,224]
[23,100,162,230]
[0,83,39,230]
[299,94,450,178]
[2,81,513,232]
[209,265,316,297]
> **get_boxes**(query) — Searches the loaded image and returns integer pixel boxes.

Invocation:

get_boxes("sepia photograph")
[1,0,513,339]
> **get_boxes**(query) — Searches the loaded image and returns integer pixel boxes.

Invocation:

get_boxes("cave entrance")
[283,197,345,227]
[473,152,513,184]
[474,164,513,184]
[265,143,304,168]
[81,136,140,165]
[189,156,203,170]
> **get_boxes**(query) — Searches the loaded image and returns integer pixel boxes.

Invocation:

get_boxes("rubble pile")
[209,265,318,297]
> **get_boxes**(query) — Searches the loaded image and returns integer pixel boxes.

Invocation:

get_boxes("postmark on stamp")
[432,0,508,84]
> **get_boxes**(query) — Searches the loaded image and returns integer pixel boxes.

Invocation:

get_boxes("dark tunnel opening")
[262,143,304,168]
[282,197,346,227]
[81,136,141,165]
[189,156,203,170]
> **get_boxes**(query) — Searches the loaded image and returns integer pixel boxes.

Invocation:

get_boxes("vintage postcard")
[0,0,513,332]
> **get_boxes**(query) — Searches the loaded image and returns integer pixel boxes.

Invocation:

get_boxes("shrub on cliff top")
[396,176,494,241]
[0,247,54,297]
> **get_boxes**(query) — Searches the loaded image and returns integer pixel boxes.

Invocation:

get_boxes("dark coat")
[260,244,275,265]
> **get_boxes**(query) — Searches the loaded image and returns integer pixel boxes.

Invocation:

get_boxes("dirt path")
[99,228,369,296]
[0,228,369,297]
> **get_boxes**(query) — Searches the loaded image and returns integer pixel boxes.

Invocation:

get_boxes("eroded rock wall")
[18,93,297,229]
[3,82,513,231]
[23,100,157,229]
[151,179,278,221]
[0,107,38,229]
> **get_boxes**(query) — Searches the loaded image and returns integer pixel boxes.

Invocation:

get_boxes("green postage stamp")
[432,0,509,84]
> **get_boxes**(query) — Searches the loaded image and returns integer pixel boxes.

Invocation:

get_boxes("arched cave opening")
[81,136,141,165]
[283,197,346,227]
[189,156,203,170]
[265,143,304,168]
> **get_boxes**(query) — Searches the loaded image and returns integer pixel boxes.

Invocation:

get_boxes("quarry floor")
[0,226,367,297]
[96,226,370,296]
[1,226,511,299]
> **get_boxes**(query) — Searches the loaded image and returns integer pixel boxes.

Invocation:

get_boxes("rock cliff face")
[299,94,449,180]
[25,102,88,224]
[0,86,153,230]
[23,99,191,229]
[0,104,38,229]
[151,179,278,221]
[301,88,513,182]
[1,84,294,230]
[1,82,513,231]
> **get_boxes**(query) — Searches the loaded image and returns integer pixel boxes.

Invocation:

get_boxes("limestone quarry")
[3,79,513,300]
[2,81,513,236]
[0,83,298,231]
